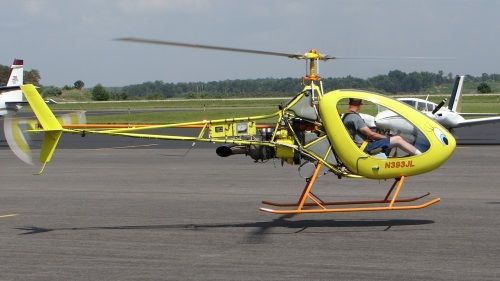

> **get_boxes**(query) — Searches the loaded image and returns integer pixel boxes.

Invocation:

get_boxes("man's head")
[348,98,363,112]
[349,98,363,106]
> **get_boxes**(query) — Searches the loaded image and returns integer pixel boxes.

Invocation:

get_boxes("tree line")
[120,70,499,99]
[1,61,498,100]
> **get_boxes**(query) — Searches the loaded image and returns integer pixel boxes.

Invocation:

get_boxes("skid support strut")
[259,162,440,214]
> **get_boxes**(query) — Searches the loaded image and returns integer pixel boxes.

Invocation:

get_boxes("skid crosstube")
[259,163,440,214]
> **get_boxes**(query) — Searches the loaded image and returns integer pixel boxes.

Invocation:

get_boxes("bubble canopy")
[319,90,456,179]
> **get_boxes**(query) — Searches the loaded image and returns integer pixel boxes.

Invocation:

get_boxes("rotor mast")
[304,49,322,82]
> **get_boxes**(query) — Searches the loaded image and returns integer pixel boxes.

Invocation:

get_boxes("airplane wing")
[455,116,500,128]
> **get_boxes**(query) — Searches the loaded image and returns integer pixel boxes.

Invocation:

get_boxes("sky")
[1,0,499,87]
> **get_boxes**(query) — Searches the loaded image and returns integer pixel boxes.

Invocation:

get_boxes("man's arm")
[359,126,388,141]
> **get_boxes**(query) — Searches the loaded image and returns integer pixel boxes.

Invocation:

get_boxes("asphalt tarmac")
[0,121,500,280]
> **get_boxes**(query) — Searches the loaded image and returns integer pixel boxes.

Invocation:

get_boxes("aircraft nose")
[433,127,450,145]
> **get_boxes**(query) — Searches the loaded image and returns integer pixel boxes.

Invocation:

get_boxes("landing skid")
[259,163,440,214]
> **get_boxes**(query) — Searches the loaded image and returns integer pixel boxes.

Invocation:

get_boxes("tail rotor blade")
[4,116,34,165]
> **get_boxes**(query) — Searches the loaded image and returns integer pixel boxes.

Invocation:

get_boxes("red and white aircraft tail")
[6,59,23,87]
[1,59,25,116]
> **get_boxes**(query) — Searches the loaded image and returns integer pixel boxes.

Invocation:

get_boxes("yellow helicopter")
[16,38,456,215]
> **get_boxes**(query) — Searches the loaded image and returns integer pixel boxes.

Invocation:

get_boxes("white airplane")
[0,59,24,116]
[375,75,500,134]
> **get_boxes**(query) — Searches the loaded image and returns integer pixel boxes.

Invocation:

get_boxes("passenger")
[343,98,422,155]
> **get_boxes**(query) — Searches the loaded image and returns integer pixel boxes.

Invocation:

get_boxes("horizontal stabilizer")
[0,85,21,91]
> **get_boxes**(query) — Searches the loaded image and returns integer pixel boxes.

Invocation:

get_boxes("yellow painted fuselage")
[319,89,456,179]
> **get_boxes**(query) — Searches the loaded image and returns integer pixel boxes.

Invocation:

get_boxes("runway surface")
[1,127,500,280]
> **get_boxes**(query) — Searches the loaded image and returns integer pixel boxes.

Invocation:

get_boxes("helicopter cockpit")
[337,97,430,159]
[319,90,455,179]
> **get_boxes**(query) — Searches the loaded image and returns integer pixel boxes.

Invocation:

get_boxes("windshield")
[400,100,416,108]
[340,98,430,158]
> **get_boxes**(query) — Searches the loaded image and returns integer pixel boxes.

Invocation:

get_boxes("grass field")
[84,108,280,124]
[49,98,288,110]
[40,94,500,124]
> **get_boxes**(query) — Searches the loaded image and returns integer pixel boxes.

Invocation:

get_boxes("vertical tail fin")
[21,84,62,131]
[20,84,62,174]
[0,59,24,111]
[448,75,464,112]
[7,59,23,86]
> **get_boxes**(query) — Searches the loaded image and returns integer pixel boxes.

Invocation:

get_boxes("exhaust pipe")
[216,145,247,157]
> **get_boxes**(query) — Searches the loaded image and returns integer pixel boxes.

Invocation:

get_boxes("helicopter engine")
[215,119,314,165]
[216,143,276,162]
[214,89,324,165]
[215,127,276,162]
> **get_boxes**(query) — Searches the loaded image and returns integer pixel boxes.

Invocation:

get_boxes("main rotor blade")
[331,56,451,60]
[115,37,449,61]
[115,37,305,59]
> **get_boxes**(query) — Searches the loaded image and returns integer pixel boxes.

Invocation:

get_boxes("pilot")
[343,98,422,156]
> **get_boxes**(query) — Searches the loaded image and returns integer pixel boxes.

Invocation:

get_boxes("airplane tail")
[448,75,464,112]
[7,59,23,86]
[0,59,24,114]
[20,84,63,174]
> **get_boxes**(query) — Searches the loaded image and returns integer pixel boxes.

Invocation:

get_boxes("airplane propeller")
[432,98,448,115]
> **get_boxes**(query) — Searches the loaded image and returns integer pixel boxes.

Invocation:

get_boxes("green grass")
[49,98,288,111]
[85,108,280,124]
[56,89,93,102]
[32,94,498,124]
[461,103,500,113]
